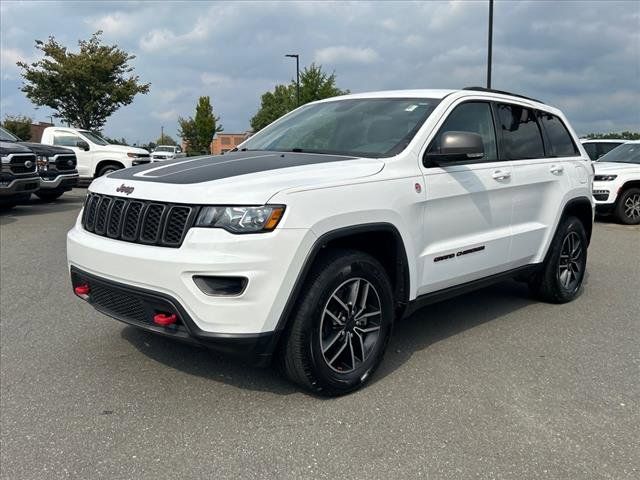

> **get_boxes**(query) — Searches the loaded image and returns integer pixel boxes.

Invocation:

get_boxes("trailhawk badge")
[116,184,135,195]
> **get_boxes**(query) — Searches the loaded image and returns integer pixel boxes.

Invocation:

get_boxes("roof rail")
[462,86,543,104]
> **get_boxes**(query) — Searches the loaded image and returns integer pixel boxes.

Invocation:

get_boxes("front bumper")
[67,217,316,335]
[593,180,621,212]
[39,172,79,190]
[0,175,40,196]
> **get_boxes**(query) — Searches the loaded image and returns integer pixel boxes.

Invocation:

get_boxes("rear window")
[538,112,578,157]
[582,143,598,160]
[496,104,545,160]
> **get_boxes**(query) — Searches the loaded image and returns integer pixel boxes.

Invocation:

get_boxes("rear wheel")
[529,216,588,303]
[614,188,640,225]
[280,249,394,396]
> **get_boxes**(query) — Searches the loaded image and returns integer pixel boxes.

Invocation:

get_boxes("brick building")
[210,132,252,155]
[29,122,54,142]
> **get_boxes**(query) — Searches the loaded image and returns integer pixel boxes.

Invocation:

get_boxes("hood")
[594,162,640,173]
[17,141,75,157]
[99,144,149,155]
[90,151,384,204]
[0,141,33,156]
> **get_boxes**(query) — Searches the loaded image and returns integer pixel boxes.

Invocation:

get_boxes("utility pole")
[285,54,300,106]
[161,126,164,144]
[487,0,494,89]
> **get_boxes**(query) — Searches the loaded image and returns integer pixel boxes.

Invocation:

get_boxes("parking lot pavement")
[1,188,638,480]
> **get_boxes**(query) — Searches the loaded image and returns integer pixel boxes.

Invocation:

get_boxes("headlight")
[594,174,617,181]
[195,205,285,233]
[127,152,141,158]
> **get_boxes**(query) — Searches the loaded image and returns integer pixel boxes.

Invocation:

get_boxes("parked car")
[592,141,640,224]
[40,127,151,181]
[68,87,594,395]
[0,127,78,202]
[151,145,186,161]
[580,138,627,161]
[0,141,40,208]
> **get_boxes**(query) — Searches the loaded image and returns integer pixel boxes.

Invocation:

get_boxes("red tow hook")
[153,313,177,327]
[74,283,90,296]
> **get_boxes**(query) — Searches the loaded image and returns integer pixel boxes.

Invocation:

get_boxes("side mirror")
[77,140,90,151]
[426,131,484,164]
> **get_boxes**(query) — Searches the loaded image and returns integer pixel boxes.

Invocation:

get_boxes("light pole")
[285,54,300,106]
[160,125,164,144]
[487,0,494,89]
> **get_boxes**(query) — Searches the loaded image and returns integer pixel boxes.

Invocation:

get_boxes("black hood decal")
[108,151,357,184]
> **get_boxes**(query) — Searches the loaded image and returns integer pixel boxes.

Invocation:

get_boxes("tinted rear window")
[538,112,578,157]
[496,104,545,160]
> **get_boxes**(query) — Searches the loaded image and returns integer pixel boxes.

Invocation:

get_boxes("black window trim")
[422,99,503,168]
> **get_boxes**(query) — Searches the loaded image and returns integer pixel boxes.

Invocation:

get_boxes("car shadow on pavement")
[121,279,536,397]
[0,193,86,222]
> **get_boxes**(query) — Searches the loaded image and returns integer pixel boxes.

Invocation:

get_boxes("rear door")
[501,104,577,265]
[418,101,514,295]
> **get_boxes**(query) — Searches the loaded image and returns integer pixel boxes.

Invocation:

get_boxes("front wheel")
[615,188,640,225]
[97,165,121,177]
[529,216,588,303]
[280,249,394,396]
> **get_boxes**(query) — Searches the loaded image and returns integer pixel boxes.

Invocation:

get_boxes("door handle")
[492,170,511,180]
[550,164,564,174]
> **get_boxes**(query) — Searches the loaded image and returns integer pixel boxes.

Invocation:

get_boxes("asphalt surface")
[1,188,638,480]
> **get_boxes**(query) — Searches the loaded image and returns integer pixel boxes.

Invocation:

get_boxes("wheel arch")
[94,159,125,177]
[559,196,594,245]
[618,179,640,193]
[275,223,411,335]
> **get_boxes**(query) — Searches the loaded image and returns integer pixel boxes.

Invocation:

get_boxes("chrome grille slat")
[81,193,195,248]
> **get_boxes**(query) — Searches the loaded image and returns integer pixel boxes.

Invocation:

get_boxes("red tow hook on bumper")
[74,283,90,296]
[153,313,177,327]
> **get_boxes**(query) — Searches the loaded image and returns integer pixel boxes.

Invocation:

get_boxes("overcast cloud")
[1,0,638,143]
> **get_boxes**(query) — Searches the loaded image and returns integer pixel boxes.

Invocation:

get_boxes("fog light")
[193,276,248,296]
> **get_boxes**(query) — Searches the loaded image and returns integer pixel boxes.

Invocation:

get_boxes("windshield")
[155,146,175,152]
[597,143,640,164]
[241,97,440,158]
[79,130,109,146]
[0,127,20,142]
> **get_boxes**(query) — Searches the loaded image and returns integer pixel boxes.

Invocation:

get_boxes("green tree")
[156,134,176,146]
[585,131,640,140]
[103,136,129,145]
[17,31,150,131]
[2,115,32,140]
[178,96,222,154]
[250,63,348,132]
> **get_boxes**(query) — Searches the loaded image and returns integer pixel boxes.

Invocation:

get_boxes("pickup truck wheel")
[97,165,121,177]
[35,191,63,202]
[615,188,640,225]
[529,216,587,304]
[280,249,394,396]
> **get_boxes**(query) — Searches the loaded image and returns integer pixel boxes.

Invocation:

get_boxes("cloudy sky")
[1,0,638,143]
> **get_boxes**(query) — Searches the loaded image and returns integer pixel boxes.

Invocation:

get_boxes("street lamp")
[487,0,494,89]
[285,54,300,106]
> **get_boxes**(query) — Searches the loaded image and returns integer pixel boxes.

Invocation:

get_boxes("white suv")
[67,88,594,395]
[592,141,640,224]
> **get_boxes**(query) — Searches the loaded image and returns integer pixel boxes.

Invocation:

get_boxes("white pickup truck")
[151,145,186,161]
[40,127,152,181]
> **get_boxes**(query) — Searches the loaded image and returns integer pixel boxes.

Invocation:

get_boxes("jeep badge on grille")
[116,184,135,195]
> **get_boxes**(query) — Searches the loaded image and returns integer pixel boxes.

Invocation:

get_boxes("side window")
[582,143,598,160]
[599,143,621,158]
[53,132,80,147]
[538,112,578,157]
[496,103,545,160]
[428,102,498,161]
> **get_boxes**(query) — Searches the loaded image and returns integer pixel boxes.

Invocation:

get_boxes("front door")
[418,101,514,295]
[52,130,92,178]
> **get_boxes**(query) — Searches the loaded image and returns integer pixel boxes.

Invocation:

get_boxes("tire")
[97,164,121,177]
[280,249,394,396]
[529,216,588,303]
[35,191,64,202]
[614,188,640,225]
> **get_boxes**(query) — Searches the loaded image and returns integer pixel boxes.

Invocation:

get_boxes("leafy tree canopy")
[17,31,150,131]
[2,115,32,140]
[178,96,222,154]
[250,63,348,132]
[156,134,176,146]
[585,131,640,140]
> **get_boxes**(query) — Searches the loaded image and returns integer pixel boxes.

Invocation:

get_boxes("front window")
[241,97,441,158]
[0,127,20,142]
[78,130,109,146]
[597,143,640,164]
